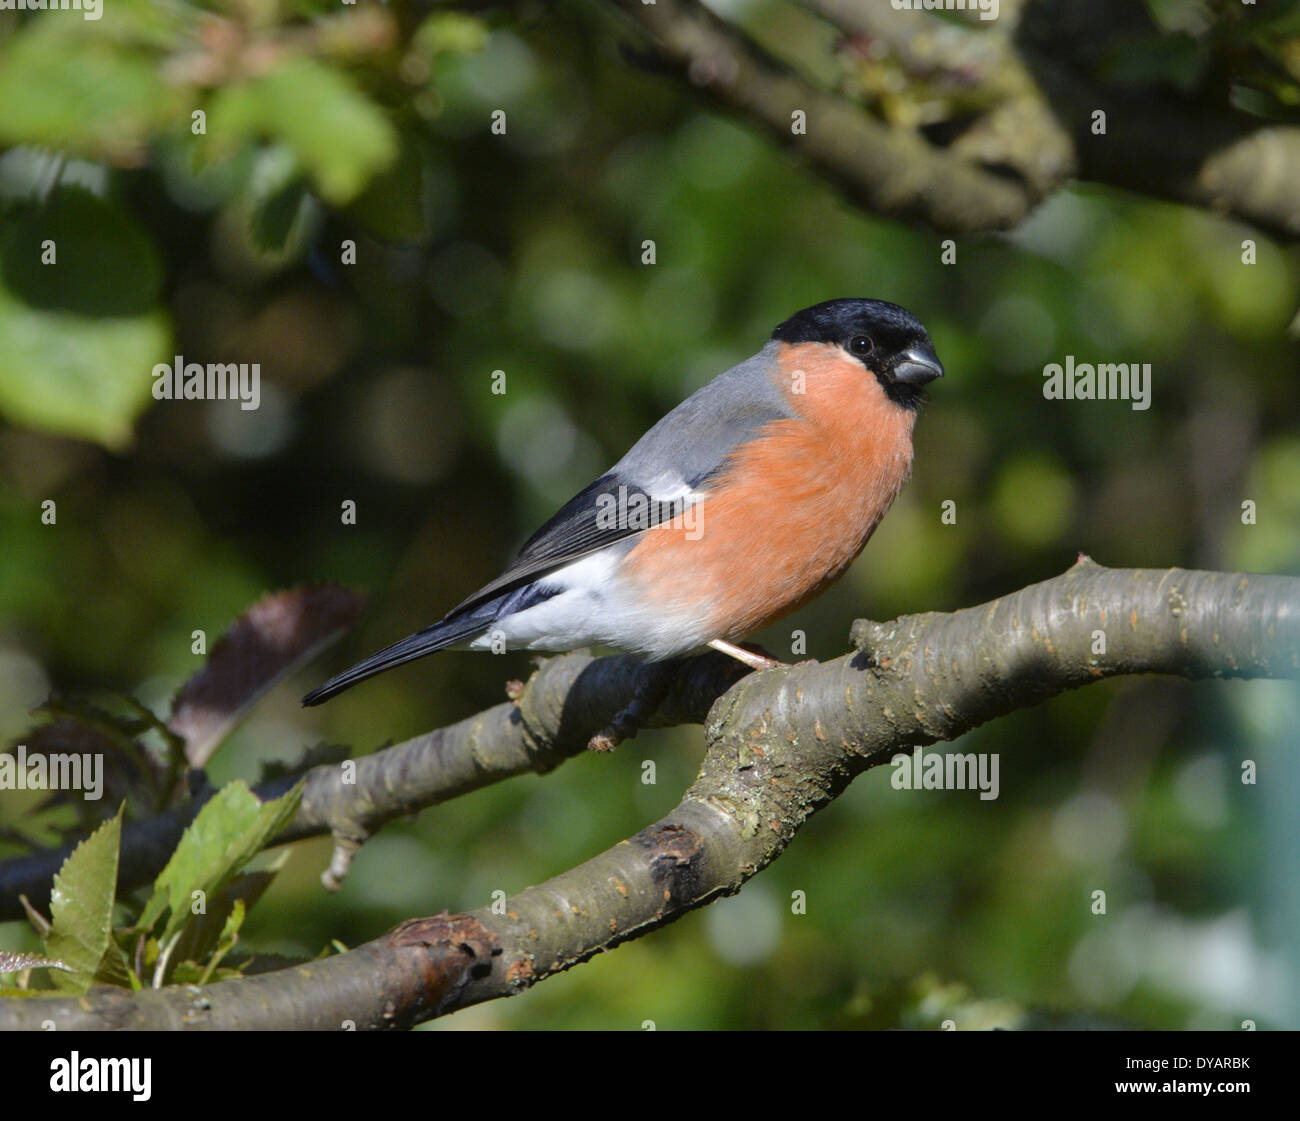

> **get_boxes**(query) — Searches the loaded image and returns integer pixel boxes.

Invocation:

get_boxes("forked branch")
[1,560,1295,1029]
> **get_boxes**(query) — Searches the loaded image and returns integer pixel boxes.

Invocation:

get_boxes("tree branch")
[0,651,749,919]
[2,561,1295,1029]
[607,0,1300,238]
[607,0,1035,232]
[1016,0,1300,238]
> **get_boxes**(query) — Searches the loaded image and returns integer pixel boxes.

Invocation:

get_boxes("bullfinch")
[303,298,943,706]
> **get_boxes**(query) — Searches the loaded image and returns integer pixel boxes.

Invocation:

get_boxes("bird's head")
[771,298,943,410]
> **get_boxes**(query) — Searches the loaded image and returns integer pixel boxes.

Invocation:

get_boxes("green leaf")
[168,864,280,969]
[206,58,397,204]
[1,188,163,315]
[0,25,181,159]
[201,898,247,982]
[155,894,249,986]
[232,147,320,264]
[343,133,435,244]
[168,960,244,984]
[250,178,313,256]
[0,284,170,449]
[139,781,303,944]
[217,898,246,949]
[44,807,130,993]
[413,12,490,57]
[0,191,169,448]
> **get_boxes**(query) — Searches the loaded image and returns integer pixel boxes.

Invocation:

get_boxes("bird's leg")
[588,639,791,753]
[708,638,784,671]
[588,660,678,753]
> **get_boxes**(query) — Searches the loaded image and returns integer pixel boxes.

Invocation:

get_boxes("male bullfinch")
[303,298,942,705]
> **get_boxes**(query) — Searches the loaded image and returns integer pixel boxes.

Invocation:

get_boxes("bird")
[303,298,943,707]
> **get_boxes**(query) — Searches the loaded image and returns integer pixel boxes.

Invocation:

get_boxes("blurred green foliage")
[0,0,1298,1029]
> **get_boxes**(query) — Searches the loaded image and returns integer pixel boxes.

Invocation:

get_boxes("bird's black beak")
[892,345,944,386]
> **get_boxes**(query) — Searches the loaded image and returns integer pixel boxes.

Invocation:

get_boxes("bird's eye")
[849,335,875,357]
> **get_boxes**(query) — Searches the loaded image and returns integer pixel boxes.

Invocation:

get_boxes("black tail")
[302,615,487,706]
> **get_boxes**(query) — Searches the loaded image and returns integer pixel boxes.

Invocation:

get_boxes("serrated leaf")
[168,585,365,767]
[229,146,321,266]
[139,781,303,944]
[44,807,129,993]
[206,898,246,978]
[217,898,246,948]
[206,57,397,204]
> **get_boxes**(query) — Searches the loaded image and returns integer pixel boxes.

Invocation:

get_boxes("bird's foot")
[587,727,624,753]
[587,660,677,752]
[588,693,651,753]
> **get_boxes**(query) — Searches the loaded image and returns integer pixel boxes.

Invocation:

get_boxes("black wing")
[448,472,688,616]
[449,346,794,619]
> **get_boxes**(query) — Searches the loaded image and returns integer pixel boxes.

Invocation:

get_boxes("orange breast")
[621,343,916,639]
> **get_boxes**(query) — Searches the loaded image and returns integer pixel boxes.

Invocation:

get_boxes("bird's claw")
[587,727,623,753]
